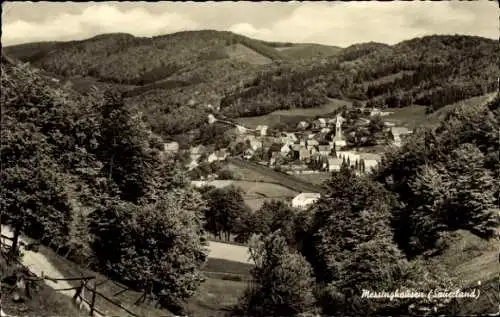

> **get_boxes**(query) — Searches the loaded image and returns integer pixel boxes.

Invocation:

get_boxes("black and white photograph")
[1,1,499,316]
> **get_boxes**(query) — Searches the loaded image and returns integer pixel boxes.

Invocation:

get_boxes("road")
[0,225,104,317]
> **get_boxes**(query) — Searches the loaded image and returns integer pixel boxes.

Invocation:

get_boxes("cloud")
[2,1,497,47]
[2,4,199,45]
[227,2,498,47]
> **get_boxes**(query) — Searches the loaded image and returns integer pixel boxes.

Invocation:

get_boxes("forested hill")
[4,32,498,138]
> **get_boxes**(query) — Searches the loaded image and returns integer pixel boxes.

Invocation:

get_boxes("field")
[226,163,279,183]
[383,93,496,129]
[185,277,247,317]
[236,98,351,129]
[294,172,332,185]
[207,241,253,265]
[382,105,427,129]
[192,178,298,211]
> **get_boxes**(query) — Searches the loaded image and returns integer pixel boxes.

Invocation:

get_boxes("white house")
[249,138,263,151]
[256,125,268,136]
[370,108,393,117]
[207,149,229,163]
[336,151,360,166]
[334,140,347,148]
[391,127,412,147]
[328,157,342,171]
[358,153,382,172]
[292,193,321,209]
[297,121,309,129]
[280,144,291,155]
[307,139,319,147]
[163,142,179,153]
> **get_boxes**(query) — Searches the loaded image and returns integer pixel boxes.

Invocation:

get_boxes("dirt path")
[0,225,104,317]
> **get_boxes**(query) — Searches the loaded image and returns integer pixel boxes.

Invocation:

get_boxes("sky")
[2,1,498,47]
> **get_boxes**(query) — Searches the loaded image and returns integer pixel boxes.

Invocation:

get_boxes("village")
[164,106,413,177]
[161,106,414,210]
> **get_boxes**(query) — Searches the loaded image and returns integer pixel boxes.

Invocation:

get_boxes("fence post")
[89,281,97,317]
[79,281,86,311]
[73,281,83,309]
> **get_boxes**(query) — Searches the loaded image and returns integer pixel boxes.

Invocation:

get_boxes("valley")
[2,27,499,317]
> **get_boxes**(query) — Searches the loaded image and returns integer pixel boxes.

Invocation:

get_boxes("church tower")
[334,114,344,141]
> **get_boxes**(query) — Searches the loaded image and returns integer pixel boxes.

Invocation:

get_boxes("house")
[207,148,229,163]
[235,125,248,134]
[327,157,342,172]
[318,145,331,156]
[249,138,263,151]
[337,151,360,166]
[187,159,199,170]
[163,141,179,153]
[313,118,327,129]
[359,118,371,125]
[307,139,319,147]
[255,125,268,136]
[297,121,309,129]
[327,118,337,127]
[384,121,396,127]
[281,132,298,144]
[243,148,255,159]
[269,151,282,166]
[207,114,217,124]
[299,147,311,161]
[309,146,318,156]
[358,153,382,172]
[370,108,393,117]
[280,144,291,155]
[391,127,412,147]
[190,144,207,162]
[291,193,321,209]
[334,140,347,148]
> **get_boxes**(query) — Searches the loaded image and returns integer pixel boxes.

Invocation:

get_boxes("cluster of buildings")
[164,109,413,175]
[234,113,391,174]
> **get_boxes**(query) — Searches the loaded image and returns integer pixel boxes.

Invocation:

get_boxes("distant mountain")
[4,32,498,139]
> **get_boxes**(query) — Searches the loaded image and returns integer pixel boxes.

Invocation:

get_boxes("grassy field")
[294,172,332,185]
[185,277,247,317]
[226,163,278,183]
[383,93,496,129]
[193,178,298,211]
[207,241,253,265]
[236,98,351,129]
[382,105,427,129]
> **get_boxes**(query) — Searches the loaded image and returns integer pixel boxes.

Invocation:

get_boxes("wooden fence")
[0,233,152,317]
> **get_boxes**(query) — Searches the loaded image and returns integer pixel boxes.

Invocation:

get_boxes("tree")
[368,114,385,135]
[96,90,152,203]
[251,200,298,245]
[88,189,208,311]
[202,185,250,240]
[0,159,72,254]
[233,233,316,317]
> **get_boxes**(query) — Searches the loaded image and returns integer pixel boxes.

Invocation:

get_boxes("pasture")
[192,179,298,211]
[236,98,351,129]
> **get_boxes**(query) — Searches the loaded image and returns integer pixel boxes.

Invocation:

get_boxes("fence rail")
[1,233,144,317]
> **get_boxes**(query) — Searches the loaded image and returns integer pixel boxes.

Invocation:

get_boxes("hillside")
[4,33,498,140]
